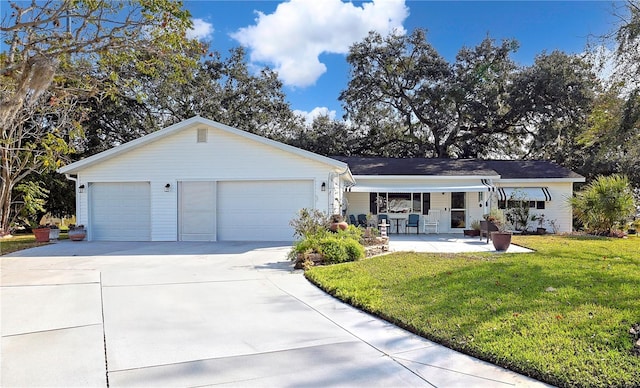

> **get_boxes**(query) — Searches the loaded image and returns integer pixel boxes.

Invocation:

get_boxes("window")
[388,193,412,213]
[197,128,207,143]
[369,193,378,215]
[372,193,424,213]
[412,193,422,214]
[422,193,431,215]
[536,201,546,209]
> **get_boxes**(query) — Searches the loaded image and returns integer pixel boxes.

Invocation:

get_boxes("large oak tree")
[339,29,596,160]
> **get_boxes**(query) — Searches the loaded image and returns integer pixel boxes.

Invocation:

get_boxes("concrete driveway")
[1,241,547,387]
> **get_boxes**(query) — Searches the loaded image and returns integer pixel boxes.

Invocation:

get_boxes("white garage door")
[89,182,151,241]
[179,181,216,241]
[217,180,313,241]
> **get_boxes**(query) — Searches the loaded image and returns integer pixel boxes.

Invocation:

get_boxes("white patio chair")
[423,209,440,234]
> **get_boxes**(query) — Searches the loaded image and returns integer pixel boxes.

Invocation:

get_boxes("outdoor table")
[388,215,406,234]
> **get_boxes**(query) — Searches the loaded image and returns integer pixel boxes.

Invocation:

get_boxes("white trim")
[353,175,501,180]
[498,178,585,183]
[347,185,490,193]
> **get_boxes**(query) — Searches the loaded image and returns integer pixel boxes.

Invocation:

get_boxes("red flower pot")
[33,228,50,243]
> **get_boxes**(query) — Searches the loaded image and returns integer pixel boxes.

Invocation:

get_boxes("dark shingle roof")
[331,157,583,180]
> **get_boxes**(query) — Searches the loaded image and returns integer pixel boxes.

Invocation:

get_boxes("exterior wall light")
[321,182,326,191]
[78,184,85,193]
[164,183,171,192]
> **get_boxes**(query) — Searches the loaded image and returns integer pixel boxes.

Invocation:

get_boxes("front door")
[450,192,467,229]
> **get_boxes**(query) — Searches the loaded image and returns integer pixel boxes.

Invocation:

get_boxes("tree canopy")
[339,29,596,160]
[1,0,200,233]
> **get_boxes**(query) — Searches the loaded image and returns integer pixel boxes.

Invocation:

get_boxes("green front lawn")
[306,235,640,387]
[0,233,68,255]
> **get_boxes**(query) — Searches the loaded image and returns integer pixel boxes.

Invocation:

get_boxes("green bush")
[570,174,636,234]
[320,236,349,264]
[336,224,363,241]
[289,227,365,265]
[343,238,366,260]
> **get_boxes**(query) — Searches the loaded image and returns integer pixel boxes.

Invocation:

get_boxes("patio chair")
[357,214,368,227]
[423,209,440,234]
[406,214,420,234]
[349,214,357,225]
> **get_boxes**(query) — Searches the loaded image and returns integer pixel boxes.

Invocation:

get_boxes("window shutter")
[369,193,377,215]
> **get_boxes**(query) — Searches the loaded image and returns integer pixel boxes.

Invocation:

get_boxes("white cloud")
[187,18,214,41]
[232,0,408,87]
[294,107,337,124]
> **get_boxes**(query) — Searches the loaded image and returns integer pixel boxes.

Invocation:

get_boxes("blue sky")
[183,0,619,122]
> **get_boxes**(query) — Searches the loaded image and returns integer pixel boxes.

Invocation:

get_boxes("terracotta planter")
[491,232,512,251]
[536,227,546,235]
[68,228,86,241]
[329,221,349,232]
[33,228,50,242]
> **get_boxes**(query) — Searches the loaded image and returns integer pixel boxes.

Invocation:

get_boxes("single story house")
[332,157,584,234]
[58,116,584,241]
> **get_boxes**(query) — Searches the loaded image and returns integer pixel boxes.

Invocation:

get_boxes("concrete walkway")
[389,233,533,253]
[1,240,546,387]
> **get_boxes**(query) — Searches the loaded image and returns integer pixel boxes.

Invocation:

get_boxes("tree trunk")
[0,182,12,235]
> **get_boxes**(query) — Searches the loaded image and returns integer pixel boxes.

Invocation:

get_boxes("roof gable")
[59,116,349,174]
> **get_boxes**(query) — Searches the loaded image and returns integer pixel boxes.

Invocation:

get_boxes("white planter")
[49,228,60,240]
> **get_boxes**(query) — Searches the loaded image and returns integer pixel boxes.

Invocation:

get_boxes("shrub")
[289,208,330,238]
[343,238,366,260]
[320,237,350,264]
[289,227,365,265]
[570,174,636,234]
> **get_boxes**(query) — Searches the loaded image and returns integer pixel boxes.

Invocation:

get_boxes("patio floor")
[387,233,532,253]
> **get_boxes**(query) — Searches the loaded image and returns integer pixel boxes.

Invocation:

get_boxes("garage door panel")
[217,181,312,241]
[179,182,216,241]
[90,182,150,241]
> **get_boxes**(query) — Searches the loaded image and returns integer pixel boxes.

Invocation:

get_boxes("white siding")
[495,181,576,233]
[345,193,370,221]
[430,192,450,232]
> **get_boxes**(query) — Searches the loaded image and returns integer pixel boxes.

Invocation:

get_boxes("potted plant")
[464,220,481,237]
[48,224,60,240]
[33,225,51,242]
[329,214,348,232]
[530,213,546,235]
[489,210,512,251]
[68,224,86,241]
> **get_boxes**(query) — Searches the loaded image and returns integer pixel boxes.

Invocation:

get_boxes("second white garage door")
[217,180,313,241]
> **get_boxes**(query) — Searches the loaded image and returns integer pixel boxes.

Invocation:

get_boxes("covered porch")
[344,178,495,234]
